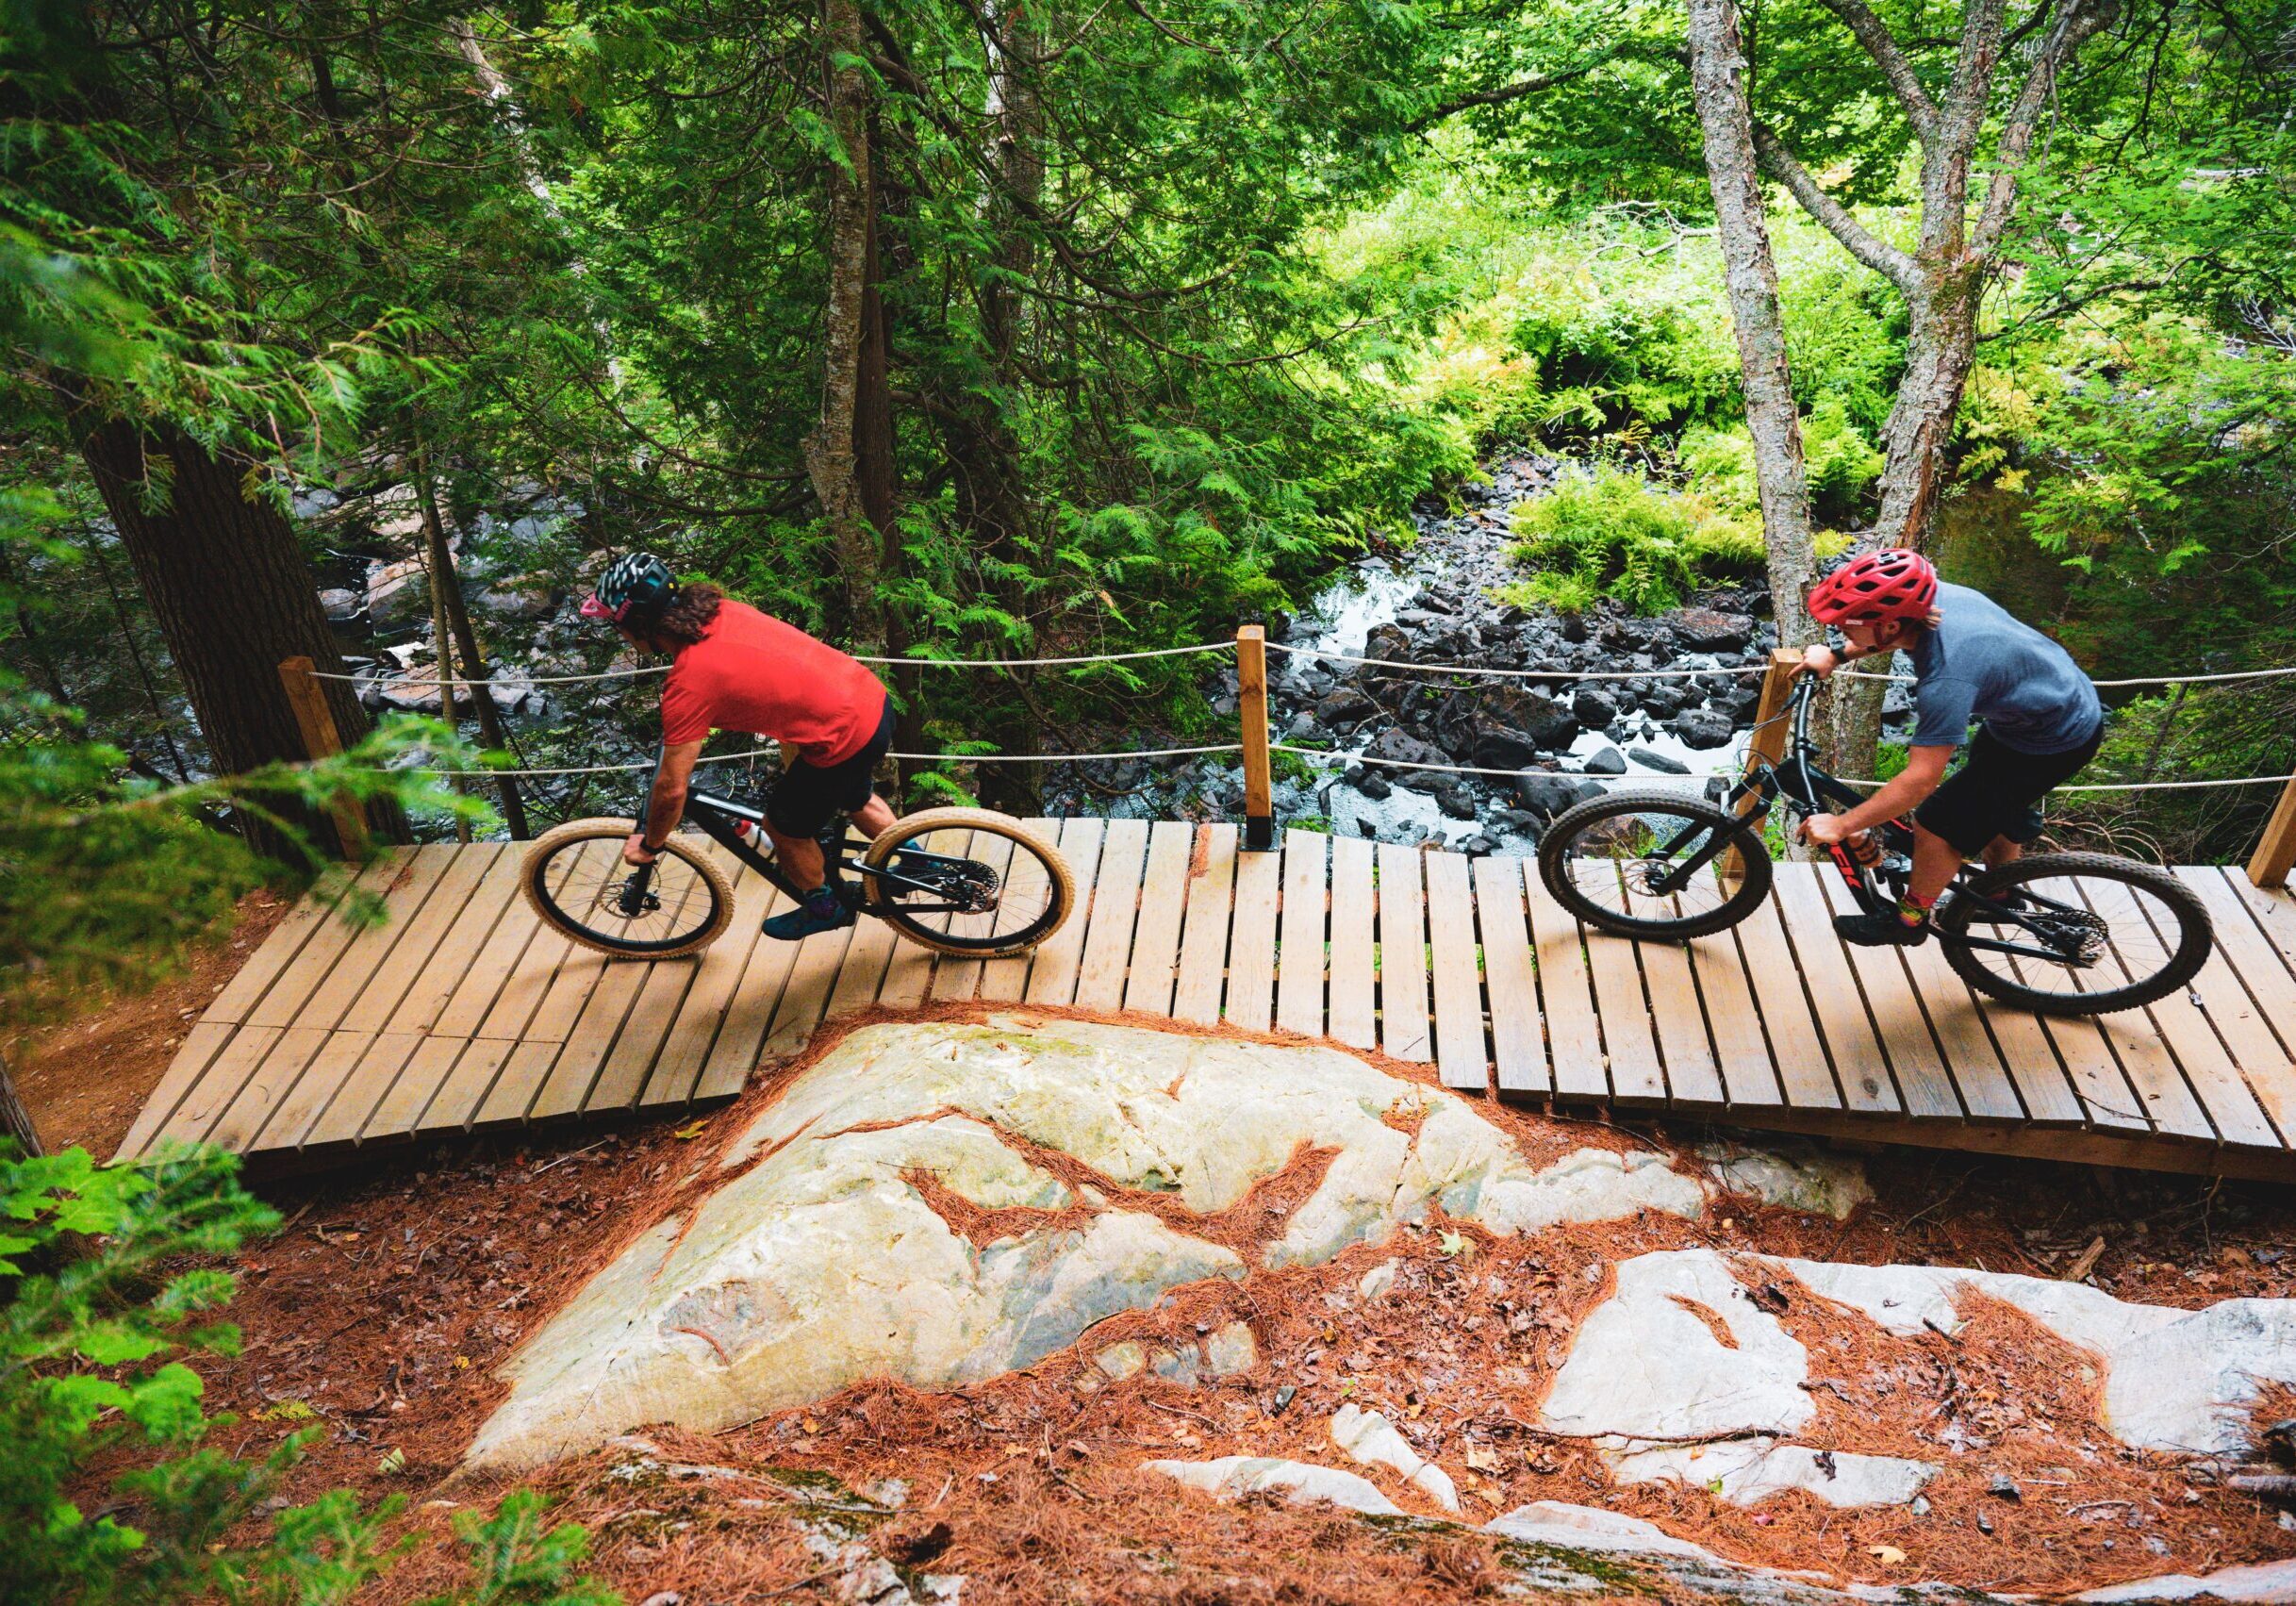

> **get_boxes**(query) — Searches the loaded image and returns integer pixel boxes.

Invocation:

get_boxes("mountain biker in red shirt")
[1794,549,2105,948]
[581,553,897,940]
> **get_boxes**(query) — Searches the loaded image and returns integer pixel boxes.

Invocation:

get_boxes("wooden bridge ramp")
[117,820,2296,1182]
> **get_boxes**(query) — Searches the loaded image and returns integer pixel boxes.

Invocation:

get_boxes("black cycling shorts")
[765,698,895,838]
[1913,721,2102,858]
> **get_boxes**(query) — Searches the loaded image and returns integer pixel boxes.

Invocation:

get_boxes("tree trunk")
[416,468,531,838]
[1683,0,1819,651]
[0,1047,40,1156]
[803,0,884,654]
[1871,280,1983,549]
[76,417,405,859]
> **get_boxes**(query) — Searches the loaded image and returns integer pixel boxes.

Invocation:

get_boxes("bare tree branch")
[1752,124,1923,296]
[1817,0,1939,140]
[1406,46,1624,131]
[1973,0,2122,254]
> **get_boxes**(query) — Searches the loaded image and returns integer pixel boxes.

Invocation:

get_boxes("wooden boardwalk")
[117,822,2296,1181]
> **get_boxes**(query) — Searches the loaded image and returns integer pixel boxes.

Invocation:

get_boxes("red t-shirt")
[659,599,888,766]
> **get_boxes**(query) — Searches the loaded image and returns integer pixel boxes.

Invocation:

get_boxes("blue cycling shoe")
[764,884,855,941]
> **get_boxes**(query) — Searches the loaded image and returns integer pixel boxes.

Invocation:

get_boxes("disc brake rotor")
[2027,905,2109,967]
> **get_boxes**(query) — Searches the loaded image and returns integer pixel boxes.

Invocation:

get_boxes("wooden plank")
[117,1021,237,1159]
[2178,869,2296,1139]
[1025,818,1104,1006]
[1373,842,1429,1061]
[1639,899,1726,1108]
[1523,873,1608,1101]
[300,1032,423,1149]
[256,1030,384,1151]
[2085,876,2273,1147]
[384,844,528,1034]
[1472,856,1547,1095]
[1577,919,1663,1104]
[291,844,458,1031]
[585,847,737,1111]
[531,958,653,1120]
[150,1025,284,1148]
[2247,771,2296,887]
[339,844,506,1033]
[1277,829,1329,1038]
[692,884,802,1102]
[1726,887,1845,1112]
[1424,851,1487,1091]
[877,828,980,1012]
[1328,836,1379,1052]
[761,918,860,1056]
[641,857,784,1107]
[1769,867,1901,1114]
[2033,876,2210,1140]
[824,895,900,1018]
[473,1040,565,1128]
[1808,869,1962,1119]
[978,818,1063,1004]
[244,848,420,1029]
[203,864,381,1025]
[415,1037,518,1135]
[1678,918,1784,1109]
[436,839,591,1039]
[1897,935,2025,1121]
[356,1035,472,1142]
[930,830,1007,1003]
[1172,823,1238,1026]
[2225,875,2296,977]
[203,1026,329,1152]
[1073,817,1150,1012]
[1123,821,1195,1018]
[1965,996,2088,1126]
[1224,839,1282,1033]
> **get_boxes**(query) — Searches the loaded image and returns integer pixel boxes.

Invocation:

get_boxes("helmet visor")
[579,593,619,622]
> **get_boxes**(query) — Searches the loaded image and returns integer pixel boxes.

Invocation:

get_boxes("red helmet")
[1807,548,1939,627]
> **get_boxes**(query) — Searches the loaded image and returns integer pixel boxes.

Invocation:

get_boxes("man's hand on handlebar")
[1799,644,1840,679]
[623,832,660,867]
[1799,812,1850,846]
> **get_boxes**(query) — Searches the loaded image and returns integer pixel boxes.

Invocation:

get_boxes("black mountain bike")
[519,761,1074,961]
[1535,672,2211,1017]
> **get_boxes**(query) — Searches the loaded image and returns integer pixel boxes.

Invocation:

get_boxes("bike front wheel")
[1538,787,1773,939]
[861,807,1073,957]
[520,817,735,958]
[1936,853,2212,1017]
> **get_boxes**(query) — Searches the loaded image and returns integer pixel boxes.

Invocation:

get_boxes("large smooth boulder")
[466,1018,1703,1471]
[1672,607,1756,653]
[1145,1457,1400,1515]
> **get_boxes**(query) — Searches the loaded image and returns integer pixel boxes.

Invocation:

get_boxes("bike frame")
[1646,675,2093,968]
[606,757,982,920]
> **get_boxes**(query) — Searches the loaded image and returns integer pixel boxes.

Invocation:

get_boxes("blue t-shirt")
[1907,583,2102,755]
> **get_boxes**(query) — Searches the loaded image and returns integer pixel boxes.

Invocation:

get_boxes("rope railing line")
[319,639,1235,690]
[1837,665,2296,688]
[1265,640,1763,681]
[404,740,1248,778]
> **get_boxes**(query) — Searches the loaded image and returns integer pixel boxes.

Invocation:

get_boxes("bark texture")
[1683,0,1819,650]
[77,418,405,857]
[803,0,885,654]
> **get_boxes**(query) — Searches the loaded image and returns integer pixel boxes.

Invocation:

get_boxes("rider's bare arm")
[1802,745,1953,845]
[627,739,705,863]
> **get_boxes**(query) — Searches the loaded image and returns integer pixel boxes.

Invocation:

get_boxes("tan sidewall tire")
[861,807,1074,958]
[520,816,735,959]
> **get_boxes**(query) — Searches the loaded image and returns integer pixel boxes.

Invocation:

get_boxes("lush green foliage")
[0,1141,619,1606]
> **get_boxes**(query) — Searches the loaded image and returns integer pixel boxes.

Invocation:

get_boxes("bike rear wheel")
[861,807,1073,957]
[1538,788,1772,939]
[520,817,735,958]
[1936,853,2212,1017]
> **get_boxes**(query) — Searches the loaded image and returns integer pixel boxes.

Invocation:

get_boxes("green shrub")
[0,1142,619,1606]
[1507,464,1764,615]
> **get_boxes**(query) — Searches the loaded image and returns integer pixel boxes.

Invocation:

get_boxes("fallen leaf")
[1464,1443,1502,1474]
[1439,1230,1471,1258]
[1868,1545,1906,1566]
[672,1119,709,1140]
[377,1448,407,1477]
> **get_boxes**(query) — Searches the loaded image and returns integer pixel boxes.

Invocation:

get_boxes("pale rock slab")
[1701,1143,1873,1220]
[1774,1257,2296,1454]
[1144,1455,1402,1515]
[1483,1499,1717,1560]
[469,1018,1703,1471]
[1541,1250,1813,1445]
[2076,1558,2296,1602]
[1611,1440,1938,1507]
[1329,1403,1461,1512]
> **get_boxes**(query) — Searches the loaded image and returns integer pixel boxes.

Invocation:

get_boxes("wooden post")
[2250,770,2296,889]
[1723,647,1802,879]
[1237,624,1274,852]
[278,655,370,859]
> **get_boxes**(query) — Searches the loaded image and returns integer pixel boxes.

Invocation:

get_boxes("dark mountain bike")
[1535,672,2211,1017]
[520,759,1073,961]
